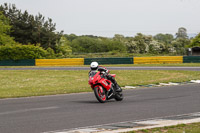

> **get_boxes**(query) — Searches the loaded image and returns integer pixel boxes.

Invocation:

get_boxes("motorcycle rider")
[89,62,122,92]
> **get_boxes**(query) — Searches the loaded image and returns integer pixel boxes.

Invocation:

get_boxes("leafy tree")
[71,37,95,53]
[125,40,139,53]
[0,11,16,45]
[82,35,99,39]
[106,39,126,52]
[189,33,200,47]
[154,33,174,44]
[176,27,188,39]
[153,33,175,53]
[133,33,153,53]
[46,47,55,58]
[167,45,176,53]
[0,44,48,60]
[70,36,126,53]
[113,34,125,42]
[0,3,63,50]
[55,36,72,57]
[64,34,78,42]
[123,37,139,53]
[149,40,165,54]
[171,38,190,54]
[71,37,107,53]
[62,33,192,55]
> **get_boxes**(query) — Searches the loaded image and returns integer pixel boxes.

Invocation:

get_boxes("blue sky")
[1,0,200,37]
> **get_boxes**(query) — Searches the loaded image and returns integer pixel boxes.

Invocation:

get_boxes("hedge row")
[0,45,48,60]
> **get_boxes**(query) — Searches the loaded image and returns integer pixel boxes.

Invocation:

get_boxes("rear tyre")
[94,86,107,103]
[115,91,123,101]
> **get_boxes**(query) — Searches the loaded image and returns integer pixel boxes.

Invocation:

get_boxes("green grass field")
[128,123,200,133]
[0,70,200,98]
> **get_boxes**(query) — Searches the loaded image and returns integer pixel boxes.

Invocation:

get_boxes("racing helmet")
[90,62,98,70]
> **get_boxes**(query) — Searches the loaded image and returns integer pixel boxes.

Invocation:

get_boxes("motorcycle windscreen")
[89,71,97,77]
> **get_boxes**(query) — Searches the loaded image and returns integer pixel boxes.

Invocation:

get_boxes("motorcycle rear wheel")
[115,91,123,101]
[94,86,107,103]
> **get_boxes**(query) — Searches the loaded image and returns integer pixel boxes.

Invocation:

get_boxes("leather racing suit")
[89,66,121,92]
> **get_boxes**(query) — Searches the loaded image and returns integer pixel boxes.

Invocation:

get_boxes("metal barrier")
[134,56,183,64]
[35,58,84,66]
[0,59,35,66]
[84,57,133,65]
[1,56,200,66]
[183,56,200,63]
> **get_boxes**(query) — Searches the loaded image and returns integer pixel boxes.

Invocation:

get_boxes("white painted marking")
[159,83,171,86]
[168,82,179,85]
[190,80,200,83]
[124,86,136,89]
[0,106,58,115]
[106,118,200,133]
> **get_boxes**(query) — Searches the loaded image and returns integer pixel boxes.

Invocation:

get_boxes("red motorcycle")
[88,71,123,103]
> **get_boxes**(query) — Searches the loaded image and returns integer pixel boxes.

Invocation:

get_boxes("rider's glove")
[101,71,107,77]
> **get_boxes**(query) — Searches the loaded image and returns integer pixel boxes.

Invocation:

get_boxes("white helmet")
[90,62,98,70]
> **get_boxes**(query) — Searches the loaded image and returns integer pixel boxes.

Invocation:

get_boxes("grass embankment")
[0,70,200,98]
[128,122,200,133]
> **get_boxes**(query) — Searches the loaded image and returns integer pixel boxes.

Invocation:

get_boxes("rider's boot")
[114,84,122,92]
[108,75,122,92]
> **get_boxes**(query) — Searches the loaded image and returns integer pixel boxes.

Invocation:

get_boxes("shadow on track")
[71,100,117,104]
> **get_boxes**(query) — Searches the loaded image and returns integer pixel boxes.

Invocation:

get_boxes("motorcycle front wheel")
[94,86,107,103]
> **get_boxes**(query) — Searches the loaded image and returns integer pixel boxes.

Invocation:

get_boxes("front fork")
[107,84,116,99]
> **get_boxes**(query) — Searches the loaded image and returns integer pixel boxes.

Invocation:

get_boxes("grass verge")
[106,63,200,67]
[0,70,200,98]
[127,122,200,133]
[1,63,200,68]
[67,52,182,58]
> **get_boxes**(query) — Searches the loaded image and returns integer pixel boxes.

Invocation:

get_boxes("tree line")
[0,3,200,60]
[64,28,194,55]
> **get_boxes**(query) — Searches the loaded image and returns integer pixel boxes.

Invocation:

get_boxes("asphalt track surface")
[0,83,200,133]
[1,66,200,71]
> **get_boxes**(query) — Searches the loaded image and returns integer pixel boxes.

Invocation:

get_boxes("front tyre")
[94,86,107,103]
